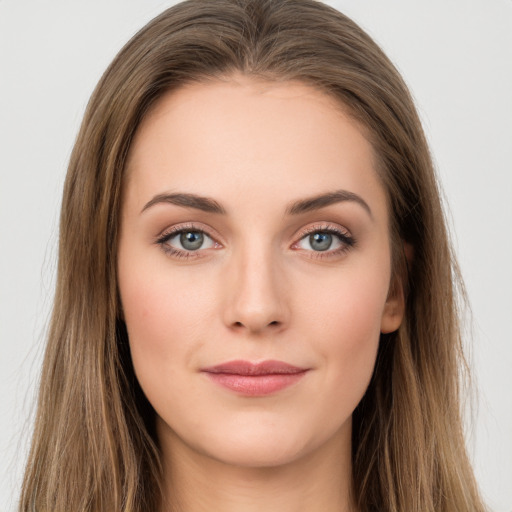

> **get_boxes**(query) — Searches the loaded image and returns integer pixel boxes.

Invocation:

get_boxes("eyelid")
[297,222,351,236]
[155,222,222,243]
[292,222,353,242]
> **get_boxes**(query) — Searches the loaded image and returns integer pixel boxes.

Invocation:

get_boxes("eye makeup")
[291,223,356,260]
[154,221,356,261]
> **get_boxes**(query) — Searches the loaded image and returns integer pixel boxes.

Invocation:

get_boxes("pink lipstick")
[201,360,308,396]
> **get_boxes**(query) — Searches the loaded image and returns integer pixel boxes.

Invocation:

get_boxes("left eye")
[165,230,215,251]
[296,231,346,252]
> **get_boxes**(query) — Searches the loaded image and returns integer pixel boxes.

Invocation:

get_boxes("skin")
[118,76,404,512]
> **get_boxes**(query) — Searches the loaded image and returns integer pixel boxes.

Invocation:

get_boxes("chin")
[201,436,310,469]
[176,415,350,470]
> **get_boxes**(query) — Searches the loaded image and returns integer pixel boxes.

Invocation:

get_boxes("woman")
[19,0,487,511]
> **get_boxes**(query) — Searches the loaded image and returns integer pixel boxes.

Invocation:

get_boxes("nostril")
[231,320,280,330]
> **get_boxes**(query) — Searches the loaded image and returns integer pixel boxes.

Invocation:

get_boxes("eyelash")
[155,223,356,261]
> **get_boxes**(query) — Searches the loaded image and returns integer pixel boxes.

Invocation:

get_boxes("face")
[118,77,403,469]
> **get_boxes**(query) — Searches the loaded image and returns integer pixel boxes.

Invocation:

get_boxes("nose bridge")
[223,238,287,333]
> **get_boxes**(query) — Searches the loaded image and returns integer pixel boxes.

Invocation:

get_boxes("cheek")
[117,258,215,395]
[301,263,389,399]
[307,261,389,337]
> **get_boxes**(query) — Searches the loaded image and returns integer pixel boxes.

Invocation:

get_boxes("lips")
[201,360,309,396]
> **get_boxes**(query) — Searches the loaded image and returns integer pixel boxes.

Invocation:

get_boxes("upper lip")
[201,360,307,376]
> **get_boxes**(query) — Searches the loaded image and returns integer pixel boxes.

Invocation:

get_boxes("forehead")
[123,77,387,220]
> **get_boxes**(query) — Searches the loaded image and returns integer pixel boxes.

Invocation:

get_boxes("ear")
[380,282,405,334]
[380,241,412,334]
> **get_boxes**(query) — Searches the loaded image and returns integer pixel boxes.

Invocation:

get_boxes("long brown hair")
[20,1,486,510]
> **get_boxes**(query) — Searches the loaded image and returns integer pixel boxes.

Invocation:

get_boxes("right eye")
[156,225,221,260]
[165,230,215,251]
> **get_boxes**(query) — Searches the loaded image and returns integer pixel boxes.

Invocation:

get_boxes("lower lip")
[204,372,308,396]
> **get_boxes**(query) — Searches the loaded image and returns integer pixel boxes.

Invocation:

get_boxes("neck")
[158,424,356,512]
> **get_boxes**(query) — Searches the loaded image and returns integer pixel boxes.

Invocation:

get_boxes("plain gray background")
[1,1,511,510]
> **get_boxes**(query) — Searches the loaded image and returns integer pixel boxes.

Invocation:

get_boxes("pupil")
[310,232,332,251]
[180,231,204,250]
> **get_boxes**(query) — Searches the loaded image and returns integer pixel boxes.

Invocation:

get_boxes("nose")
[222,246,288,335]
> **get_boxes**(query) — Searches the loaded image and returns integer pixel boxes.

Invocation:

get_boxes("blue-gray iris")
[310,232,332,251]
[181,232,204,250]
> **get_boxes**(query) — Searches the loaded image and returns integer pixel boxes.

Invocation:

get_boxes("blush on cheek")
[335,308,380,379]
[122,272,210,370]
[308,275,385,392]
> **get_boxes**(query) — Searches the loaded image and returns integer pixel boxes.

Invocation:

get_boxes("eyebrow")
[141,192,226,214]
[285,190,373,218]
[141,189,372,218]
